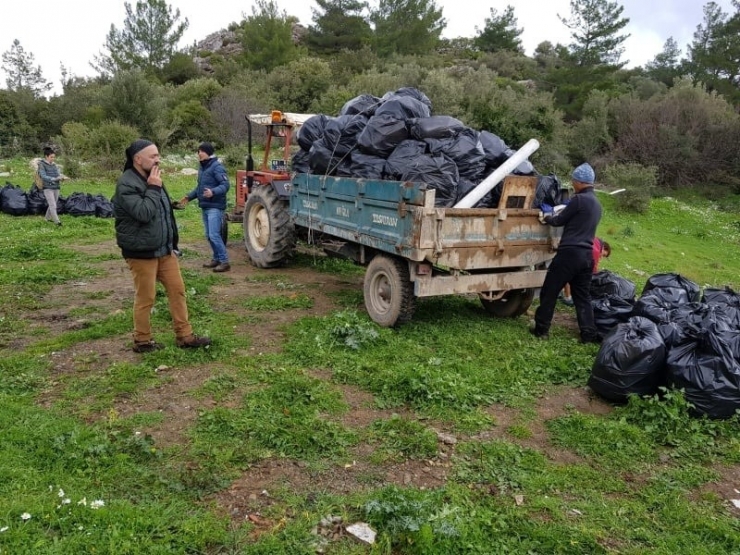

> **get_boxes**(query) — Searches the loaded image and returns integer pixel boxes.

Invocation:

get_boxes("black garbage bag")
[339,94,382,117]
[591,270,637,302]
[350,152,386,179]
[400,154,459,207]
[588,316,667,402]
[65,192,97,217]
[374,95,431,120]
[479,131,510,168]
[658,321,692,349]
[665,324,740,418]
[57,195,67,215]
[26,186,48,215]
[297,114,330,151]
[0,183,29,216]
[292,149,311,173]
[322,114,367,156]
[357,113,409,157]
[384,140,429,180]
[93,194,114,218]
[632,287,690,323]
[455,179,498,209]
[409,116,465,140]
[592,295,636,335]
[642,273,701,302]
[703,287,740,327]
[383,87,433,111]
[671,302,737,334]
[425,128,487,181]
[533,174,564,209]
[309,140,349,175]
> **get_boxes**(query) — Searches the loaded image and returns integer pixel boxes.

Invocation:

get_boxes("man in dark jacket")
[531,163,602,343]
[179,142,231,272]
[113,139,212,353]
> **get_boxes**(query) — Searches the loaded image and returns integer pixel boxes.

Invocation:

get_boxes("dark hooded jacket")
[112,168,179,259]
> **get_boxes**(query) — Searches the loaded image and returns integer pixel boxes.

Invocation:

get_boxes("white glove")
[538,211,549,225]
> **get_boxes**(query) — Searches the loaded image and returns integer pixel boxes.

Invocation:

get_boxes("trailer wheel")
[363,255,415,328]
[480,288,534,318]
[220,211,228,246]
[243,185,295,268]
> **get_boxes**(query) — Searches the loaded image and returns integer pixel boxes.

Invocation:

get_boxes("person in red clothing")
[561,237,612,305]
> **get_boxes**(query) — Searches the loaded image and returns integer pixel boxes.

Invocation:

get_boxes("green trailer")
[243,173,562,327]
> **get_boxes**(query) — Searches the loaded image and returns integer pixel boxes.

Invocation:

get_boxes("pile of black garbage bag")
[0,182,114,218]
[588,271,740,419]
[292,87,565,209]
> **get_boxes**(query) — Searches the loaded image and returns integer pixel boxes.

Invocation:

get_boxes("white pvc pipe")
[453,138,540,208]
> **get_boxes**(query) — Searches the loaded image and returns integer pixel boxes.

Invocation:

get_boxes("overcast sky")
[0,0,734,95]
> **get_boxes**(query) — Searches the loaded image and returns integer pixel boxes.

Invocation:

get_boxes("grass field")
[1,156,739,554]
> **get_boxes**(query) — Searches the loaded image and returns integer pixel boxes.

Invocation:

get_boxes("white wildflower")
[61,498,71,505]
[20,513,31,521]
[90,500,105,510]
[58,488,65,498]
[77,497,87,506]
[0,526,8,532]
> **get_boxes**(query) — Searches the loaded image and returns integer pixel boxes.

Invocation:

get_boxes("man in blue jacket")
[180,142,231,272]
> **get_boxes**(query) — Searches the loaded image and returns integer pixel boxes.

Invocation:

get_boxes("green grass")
[2,162,740,553]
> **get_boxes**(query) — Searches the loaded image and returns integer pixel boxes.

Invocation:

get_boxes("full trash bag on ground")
[64,192,98,217]
[0,183,29,216]
[588,316,667,402]
[94,194,114,218]
[665,324,740,419]
[642,273,701,302]
[632,287,691,323]
[592,296,636,335]
[591,270,637,302]
[26,186,48,215]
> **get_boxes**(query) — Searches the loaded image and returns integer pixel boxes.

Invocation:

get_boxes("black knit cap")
[197,142,215,156]
[124,139,154,171]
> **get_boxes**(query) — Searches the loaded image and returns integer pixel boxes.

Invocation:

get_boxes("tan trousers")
[125,254,193,343]
[43,189,60,223]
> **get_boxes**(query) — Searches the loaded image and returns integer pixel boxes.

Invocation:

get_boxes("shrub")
[604,162,658,213]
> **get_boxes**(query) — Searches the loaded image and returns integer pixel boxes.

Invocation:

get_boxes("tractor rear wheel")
[479,288,535,318]
[243,185,295,268]
[363,255,415,327]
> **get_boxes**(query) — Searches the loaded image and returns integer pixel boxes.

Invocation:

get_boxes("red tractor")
[228,111,312,267]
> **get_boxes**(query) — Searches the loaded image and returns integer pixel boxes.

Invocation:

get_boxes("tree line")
[1,0,739,195]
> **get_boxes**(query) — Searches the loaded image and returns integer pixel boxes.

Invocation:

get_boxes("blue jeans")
[202,208,228,263]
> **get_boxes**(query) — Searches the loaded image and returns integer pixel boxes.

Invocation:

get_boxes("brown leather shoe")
[213,263,231,273]
[176,334,212,349]
[133,340,164,353]
[202,260,219,268]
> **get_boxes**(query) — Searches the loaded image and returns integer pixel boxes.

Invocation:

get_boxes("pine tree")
[307,0,372,55]
[1,39,52,96]
[370,0,446,57]
[558,0,630,67]
[474,5,523,53]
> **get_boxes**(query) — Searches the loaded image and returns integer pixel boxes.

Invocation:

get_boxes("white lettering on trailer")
[372,213,398,227]
[336,206,350,218]
[302,199,318,210]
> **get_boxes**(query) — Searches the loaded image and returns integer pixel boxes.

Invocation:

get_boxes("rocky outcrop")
[193,23,308,74]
